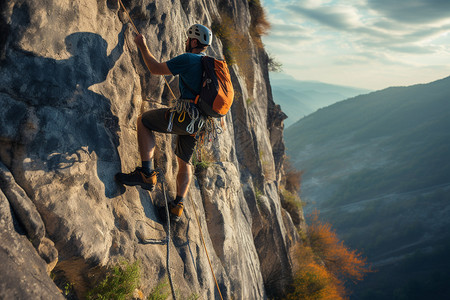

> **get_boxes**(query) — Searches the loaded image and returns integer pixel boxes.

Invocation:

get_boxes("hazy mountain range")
[269,72,370,127]
[284,75,450,300]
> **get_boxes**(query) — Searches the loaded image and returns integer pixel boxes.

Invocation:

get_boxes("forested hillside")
[285,76,450,299]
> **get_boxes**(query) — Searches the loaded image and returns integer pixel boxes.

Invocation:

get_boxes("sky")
[261,0,450,90]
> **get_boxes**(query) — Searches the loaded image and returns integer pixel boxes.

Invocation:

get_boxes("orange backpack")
[184,56,234,118]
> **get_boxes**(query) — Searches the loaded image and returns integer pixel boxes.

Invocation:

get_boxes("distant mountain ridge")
[285,75,450,299]
[270,72,370,127]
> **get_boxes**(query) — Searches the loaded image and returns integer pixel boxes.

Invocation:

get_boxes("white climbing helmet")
[187,24,212,46]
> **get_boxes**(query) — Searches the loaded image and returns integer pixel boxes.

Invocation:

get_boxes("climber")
[115,24,213,221]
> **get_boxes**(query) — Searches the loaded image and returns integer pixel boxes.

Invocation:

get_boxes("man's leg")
[114,114,161,190]
[137,115,156,164]
[176,155,192,198]
[169,156,192,220]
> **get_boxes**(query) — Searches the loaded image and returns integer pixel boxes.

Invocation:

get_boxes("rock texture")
[0,186,63,299]
[0,0,300,298]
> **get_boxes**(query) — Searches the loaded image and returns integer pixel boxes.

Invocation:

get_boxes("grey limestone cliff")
[0,0,300,298]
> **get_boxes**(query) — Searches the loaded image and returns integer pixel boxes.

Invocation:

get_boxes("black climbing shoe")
[115,167,158,191]
[169,202,184,222]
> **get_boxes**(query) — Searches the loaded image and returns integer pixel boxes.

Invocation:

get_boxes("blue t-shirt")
[166,53,204,99]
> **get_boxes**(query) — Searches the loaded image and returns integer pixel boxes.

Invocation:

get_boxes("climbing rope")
[118,2,224,299]
[188,196,224,300]
[118,3,177,298]
[162,182,177,300]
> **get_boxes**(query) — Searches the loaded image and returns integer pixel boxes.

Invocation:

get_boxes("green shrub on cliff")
[87,260,140,300]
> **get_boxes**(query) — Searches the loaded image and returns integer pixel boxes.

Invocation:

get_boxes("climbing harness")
[167,99,205,134]
[118,2,224,299]
[166,98,224,144]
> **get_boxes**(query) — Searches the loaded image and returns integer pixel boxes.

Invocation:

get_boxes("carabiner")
[178,111,186,123]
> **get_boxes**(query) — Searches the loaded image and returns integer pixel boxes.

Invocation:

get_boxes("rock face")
[0,0,300,298]
[0,180,63,299]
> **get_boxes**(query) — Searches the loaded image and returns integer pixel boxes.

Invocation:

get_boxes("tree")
[287,244,345,300]
[284,159,303,194]
[285,212,371,299]
[308,211,371,283]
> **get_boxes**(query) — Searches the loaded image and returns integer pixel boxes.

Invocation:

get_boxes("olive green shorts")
[141,108,202,164]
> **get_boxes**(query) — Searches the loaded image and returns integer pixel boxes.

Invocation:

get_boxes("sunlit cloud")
[286,4,363,30]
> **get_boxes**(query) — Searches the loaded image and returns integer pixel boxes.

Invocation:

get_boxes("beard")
[185,39,192,53]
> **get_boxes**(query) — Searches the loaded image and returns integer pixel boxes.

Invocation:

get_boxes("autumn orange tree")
[307,211,370,283]
[286,244,346,300]
[285,211,370,299]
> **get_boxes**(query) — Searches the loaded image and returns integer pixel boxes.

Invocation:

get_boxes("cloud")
[286,4,362,30]
[266,23,313,41]
[272,1,450,43]
[356,23,450,54]
[263,21,317,53]
[333,54,373,66]
[288,3,448,53]
[367,0,450,24]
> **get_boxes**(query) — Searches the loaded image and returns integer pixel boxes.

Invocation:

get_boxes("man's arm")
[134,34,172,75]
